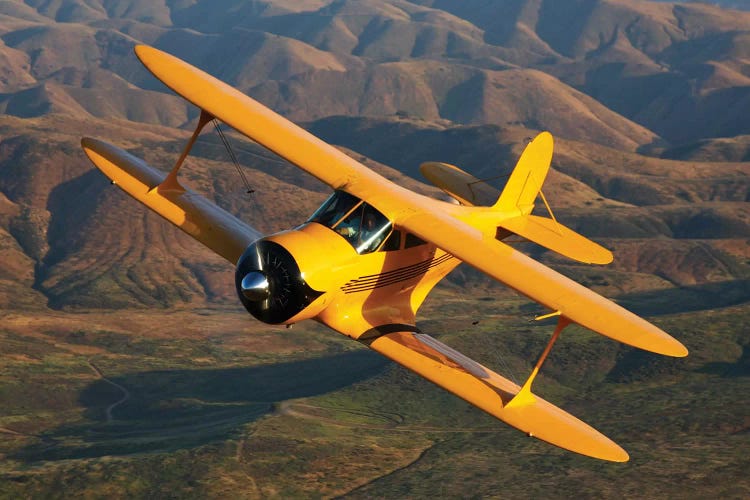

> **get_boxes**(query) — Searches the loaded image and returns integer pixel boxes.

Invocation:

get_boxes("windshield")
[308,191,360,227]
[308,191,392,254]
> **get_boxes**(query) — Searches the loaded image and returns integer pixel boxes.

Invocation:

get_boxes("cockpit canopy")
[308,191,392,254]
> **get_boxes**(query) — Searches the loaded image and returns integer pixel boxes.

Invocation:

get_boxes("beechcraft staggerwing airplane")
[81,45,688,463]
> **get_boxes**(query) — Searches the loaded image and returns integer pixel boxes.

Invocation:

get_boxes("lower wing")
[360,327,628,462]
[81,137,261,264]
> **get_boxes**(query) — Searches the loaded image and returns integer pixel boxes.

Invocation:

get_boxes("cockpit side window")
[380,230,401,252]
[356,204,392,254]
[404,232,427,248]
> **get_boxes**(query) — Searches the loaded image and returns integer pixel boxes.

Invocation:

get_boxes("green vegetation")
[1,298,748,498]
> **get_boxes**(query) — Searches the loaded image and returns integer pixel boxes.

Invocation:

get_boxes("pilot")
[335,211,361,238]
[335,207,387,252]
[358,211,388,252]
[359,211,378,241]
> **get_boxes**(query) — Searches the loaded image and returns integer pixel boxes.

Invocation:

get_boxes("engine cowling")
[235,239,323,324]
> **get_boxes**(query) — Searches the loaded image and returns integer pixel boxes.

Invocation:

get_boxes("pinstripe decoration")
[341,254,454,294]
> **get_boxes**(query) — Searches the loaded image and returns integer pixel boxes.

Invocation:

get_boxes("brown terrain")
[0,0,749,498]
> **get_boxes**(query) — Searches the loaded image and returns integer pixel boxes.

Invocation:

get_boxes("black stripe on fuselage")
[341,253,454,294]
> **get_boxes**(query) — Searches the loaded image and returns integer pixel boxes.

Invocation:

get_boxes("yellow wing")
[81,137,260,264]
[134,45,386,195]
[134,44,686,357]
[360,327,628,462]
[399,210,687,357]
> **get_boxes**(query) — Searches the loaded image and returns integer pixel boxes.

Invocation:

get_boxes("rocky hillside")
[0,0,748,312]
[0,113,748,311]
[1,0,749,148]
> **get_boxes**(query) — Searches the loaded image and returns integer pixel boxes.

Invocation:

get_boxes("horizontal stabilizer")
[499,215,613,265]
[420,161,499,206]
[362,329,629,462]
[81,138,260,264]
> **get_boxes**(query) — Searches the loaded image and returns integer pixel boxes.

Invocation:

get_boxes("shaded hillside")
[414,0,750,143]
[1,112,748,312]
[661,135,750,162]
[650,0,750,10]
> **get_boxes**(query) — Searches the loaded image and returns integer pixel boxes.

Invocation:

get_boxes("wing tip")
[593,248,614,265]
[576,245,613,265]
[80,137,124,165]
[650,332,689,358]
[535,130,554,147]
[133,44,167,71]
[588,440,629,462]
[669,341,689,358]
[133,43,152,61]
[81,136,102,151]
[611,447,630,463]
[505,400,632,462]
[80,136,107,162]
[632,334,688,358]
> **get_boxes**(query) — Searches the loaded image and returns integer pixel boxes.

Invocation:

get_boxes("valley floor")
[1,291,748,498]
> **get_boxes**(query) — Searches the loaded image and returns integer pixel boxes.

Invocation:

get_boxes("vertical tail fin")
[492,132,613,264]
[420,132,612,264]
[493,132,553,215]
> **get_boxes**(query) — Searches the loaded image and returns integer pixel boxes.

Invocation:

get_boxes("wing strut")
[537,189,563,236]
[506,315,570,411]
[154,109,257,197]
[156,110,214,193]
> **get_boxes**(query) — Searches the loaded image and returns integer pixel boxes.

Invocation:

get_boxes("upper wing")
[360,327,628,462]
[135,45,387,196]
[81,138,261,264]
[399,210,687,357]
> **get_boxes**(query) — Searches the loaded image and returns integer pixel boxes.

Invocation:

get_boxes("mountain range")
[0,0,747,309]
[1,0,750,148]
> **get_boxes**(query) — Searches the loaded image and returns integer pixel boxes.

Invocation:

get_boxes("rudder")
[493,132,553,215]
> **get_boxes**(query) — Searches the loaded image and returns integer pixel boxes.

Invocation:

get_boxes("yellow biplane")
[81,46,687,462]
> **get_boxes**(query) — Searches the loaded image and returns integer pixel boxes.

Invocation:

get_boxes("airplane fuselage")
[235,220,458,339]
